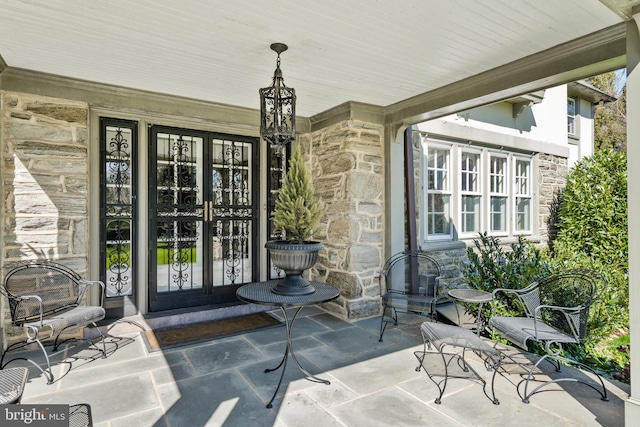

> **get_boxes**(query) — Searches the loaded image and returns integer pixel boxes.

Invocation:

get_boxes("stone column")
[306,119,384,320]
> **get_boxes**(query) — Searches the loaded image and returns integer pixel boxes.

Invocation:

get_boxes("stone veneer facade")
[1,92,89,270]
[537,153,568,246]
[1,91,90,342]
[304,120,385,320]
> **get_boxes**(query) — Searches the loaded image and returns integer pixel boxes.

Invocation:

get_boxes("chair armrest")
[14,294,45,327]
[382,289,409,297]
[533,303,584,340]
[78,279,106,307]
[491,282,540,316]
[491,281,539,299]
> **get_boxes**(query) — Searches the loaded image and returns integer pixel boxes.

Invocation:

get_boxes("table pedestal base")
[264,306,331,408]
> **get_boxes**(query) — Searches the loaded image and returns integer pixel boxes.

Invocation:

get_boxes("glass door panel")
[210,138,254,287]
[150,130,206,310]
[100,118,138,318]
[149,127,259,311]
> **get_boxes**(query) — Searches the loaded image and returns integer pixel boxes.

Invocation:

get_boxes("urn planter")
[266,240,324,296]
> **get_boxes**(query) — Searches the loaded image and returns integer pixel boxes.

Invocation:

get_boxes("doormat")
[143,312,281,351]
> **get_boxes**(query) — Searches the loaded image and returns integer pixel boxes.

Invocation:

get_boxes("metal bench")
[1,262,106,383]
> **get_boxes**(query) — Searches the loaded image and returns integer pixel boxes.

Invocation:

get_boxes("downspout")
[404,127,419,294]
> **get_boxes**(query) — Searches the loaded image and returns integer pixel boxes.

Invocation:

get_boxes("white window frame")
[567,97,576,136]
[488,153,509,236]
[459,149,482,237]
[513,156,532,234]
[420,137,535,244]
[424,143,452,241]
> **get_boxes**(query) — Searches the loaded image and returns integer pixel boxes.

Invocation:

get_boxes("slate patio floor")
[9,307,629,426]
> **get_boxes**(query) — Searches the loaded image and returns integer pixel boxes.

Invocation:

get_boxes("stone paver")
[13,308,627,426]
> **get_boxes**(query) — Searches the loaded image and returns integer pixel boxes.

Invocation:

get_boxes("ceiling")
[0,0,636,118]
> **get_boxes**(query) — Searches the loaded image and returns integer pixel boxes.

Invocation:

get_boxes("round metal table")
[236,280,340,408]
[448,288,493,335]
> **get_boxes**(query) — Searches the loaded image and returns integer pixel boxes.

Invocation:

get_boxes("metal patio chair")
[378,251,444,342]
[0,262,107,383]
[488,270,609,403]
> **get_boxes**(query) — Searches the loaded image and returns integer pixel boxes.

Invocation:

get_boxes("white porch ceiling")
[0,0,632,118]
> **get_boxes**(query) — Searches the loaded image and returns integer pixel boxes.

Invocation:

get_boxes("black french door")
[148,126,259,311]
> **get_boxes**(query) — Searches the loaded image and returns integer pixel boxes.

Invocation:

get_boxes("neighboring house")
[400,82,615,287]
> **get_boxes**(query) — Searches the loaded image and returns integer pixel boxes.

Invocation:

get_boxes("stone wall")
[537,153,568,247]
[1,91,89,343]
[1,91,89,269]
[304,120,384,320]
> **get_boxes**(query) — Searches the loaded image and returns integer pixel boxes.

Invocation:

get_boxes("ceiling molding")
[0,67,266,132]
[599,0,640,19]
[309,101,385,132]
[385,22,627,127]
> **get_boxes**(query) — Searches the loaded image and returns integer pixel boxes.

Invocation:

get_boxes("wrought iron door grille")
[102,121,137,298]
[156,133,203,292]
[211,139,253,286]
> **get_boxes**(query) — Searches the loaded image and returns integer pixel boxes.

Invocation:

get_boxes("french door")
[148,126,259,311]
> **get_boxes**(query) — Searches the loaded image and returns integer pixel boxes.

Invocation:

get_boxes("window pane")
[428,194,450,235]
[516,197,531,231]
[461,195,480,233]
[490,196,507,232]
[568,98,576,134]
[490,157,506,193]
[515,159,530,195]
[428,148,449,191]
[104,123,135,298]
[567,99,575,116]
[461,152,479,192]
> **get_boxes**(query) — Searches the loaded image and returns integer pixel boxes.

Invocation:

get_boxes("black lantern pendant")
[259,43,296,152]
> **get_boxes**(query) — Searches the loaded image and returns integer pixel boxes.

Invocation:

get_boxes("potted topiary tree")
[266,144,325,295]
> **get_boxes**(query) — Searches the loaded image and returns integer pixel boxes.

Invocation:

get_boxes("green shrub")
[552,149,627,271]
[462,232,551,327]
[551,150,628,347]
[464,232,550,292]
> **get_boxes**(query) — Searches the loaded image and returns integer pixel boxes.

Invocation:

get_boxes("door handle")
[209,201,214,222]
[204,201,208,221]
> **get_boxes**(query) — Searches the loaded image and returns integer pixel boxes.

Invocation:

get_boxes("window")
[421,138,534,242]
[567,97,576,135]
[460,151,481,234]
[514,158,532,232]
[489,155,508,233]
[426,146,451,239]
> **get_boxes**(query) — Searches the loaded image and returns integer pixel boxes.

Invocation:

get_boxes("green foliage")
[463,232,551,327]
[586,71,626,152]
[550,150,628,346]
[552,150,627,272]
[549,150,628,378]
[464,232,550,292]
[272,145,325,243]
